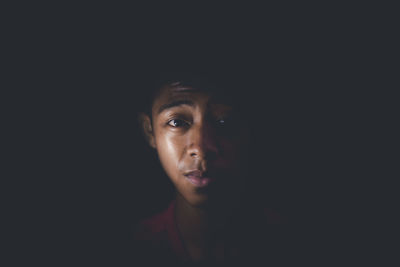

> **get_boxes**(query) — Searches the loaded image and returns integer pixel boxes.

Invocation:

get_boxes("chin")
[185,194,210,207]
[185,191,229,209]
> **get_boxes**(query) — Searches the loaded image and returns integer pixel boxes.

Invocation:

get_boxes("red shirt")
[133,200,285,265]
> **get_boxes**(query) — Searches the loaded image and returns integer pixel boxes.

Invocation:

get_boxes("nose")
[187,121,219,160]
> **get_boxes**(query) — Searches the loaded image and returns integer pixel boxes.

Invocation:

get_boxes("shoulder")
[262,207,287,224]
[235,202,287,226]
[133,213,167,242]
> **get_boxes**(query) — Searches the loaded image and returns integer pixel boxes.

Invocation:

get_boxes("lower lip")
[185,175,214,187]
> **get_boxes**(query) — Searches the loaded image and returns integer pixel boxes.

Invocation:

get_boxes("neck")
[175,194,228,247]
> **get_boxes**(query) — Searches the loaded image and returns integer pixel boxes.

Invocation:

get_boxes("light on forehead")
[169,82,198,92]
[161,81,236,107]
[172,87,236,108]
[172,87,197,92]
[169,81,182,87]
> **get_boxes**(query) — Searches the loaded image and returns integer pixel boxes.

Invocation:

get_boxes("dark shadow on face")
[148,82,251,209]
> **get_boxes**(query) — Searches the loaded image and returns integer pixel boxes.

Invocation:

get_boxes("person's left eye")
[216,116,233,126]
[216,118,226,125]
[214,116,238,134]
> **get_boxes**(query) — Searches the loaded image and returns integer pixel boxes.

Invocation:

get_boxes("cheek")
[155,133,184,179]
[219,139,247,167]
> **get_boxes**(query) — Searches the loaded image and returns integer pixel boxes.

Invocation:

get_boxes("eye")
[217,118,226,125]
[216,117,233,127]
[167,119,189,128]
[214,116,238,135]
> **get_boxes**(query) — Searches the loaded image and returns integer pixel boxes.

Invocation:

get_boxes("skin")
[140,83,250,261]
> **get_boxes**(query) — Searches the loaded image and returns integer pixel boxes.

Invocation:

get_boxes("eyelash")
[167,119,190,128]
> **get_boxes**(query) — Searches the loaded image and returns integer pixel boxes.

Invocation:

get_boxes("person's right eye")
[167,119,189,128]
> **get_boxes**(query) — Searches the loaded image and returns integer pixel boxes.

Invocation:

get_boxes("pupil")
[174,119,184,126]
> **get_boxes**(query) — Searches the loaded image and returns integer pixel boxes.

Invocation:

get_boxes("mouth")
[183,170,214,187]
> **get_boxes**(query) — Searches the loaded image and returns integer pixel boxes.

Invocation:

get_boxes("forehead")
[152,83,234,113]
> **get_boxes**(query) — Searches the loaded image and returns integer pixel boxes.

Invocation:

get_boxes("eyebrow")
[157,99,195,114]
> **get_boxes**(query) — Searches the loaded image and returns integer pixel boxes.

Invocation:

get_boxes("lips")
[184,170,214,187]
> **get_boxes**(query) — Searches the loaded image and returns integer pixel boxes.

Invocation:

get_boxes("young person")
[133,72,285,265]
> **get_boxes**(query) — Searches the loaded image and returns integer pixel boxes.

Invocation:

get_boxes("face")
[143,83,250,208]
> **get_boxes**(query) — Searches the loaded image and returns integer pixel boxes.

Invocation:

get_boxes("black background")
[5,4,391,266]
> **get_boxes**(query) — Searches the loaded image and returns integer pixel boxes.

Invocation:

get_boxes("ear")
[138,113,156,148]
